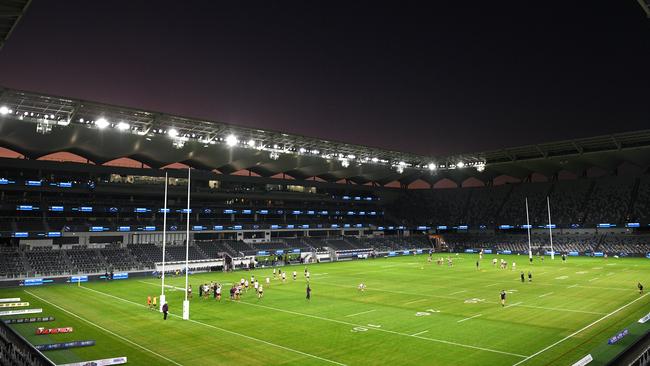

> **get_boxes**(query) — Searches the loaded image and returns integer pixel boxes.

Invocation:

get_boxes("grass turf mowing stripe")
[78,285,347,366]
[511,292,649,366]
[232,294,528,358]
[25,290,184,366]
[318,279,606,315]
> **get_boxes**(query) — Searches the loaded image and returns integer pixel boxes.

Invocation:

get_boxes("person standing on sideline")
[162,302,169,320]
[306,284,311,301]
[152,296,157,310]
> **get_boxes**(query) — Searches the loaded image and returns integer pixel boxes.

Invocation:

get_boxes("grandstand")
[0,90,648,365]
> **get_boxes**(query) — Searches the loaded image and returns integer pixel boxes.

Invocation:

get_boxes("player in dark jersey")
[500,290,506,307]
[639,282,644,294]
[476,260,480,270]
[520,272,525,283]
[528,271,532,282]
[306,284,311,300]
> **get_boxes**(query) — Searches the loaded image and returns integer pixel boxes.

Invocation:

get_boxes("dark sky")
[1,1,648,156]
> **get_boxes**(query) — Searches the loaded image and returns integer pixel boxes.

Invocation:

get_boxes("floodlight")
[117,122,130,131]
[0,106,9,115]
[247,139,256,147]
[226,134,238,147]
[341,159,350,168]
[95,118,109,129]
[168,128,179,137]
[457,161,465,168]
[428,163,437,171]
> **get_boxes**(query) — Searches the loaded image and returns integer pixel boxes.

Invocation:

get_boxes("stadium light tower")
[160,172,169,312]
[183,168,191,320]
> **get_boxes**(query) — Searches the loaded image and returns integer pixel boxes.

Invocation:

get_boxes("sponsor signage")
[464,249,475,253]
[24,278,44,286]
[571,354,593,366]
[257,251,269,256]
[569,251,579,256]
[607,329,628,345]
[35,340,96,351]
[0,308,43,316]
[36,327,73,335]
[113,273,129,280]
[500,250,512,255]
[593,252,604,257]
[388,251,397,257]
[59,357,128,366]
[0,302,29,308]
[638,312,650,324]
[3,316,54,324]
[484,249,493,254]
[70,275,88,283]
[0,298,21,303]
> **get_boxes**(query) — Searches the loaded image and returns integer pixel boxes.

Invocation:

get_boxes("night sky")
[0,1,648,156]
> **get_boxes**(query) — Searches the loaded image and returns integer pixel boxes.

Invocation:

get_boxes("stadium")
[1,2,649,366]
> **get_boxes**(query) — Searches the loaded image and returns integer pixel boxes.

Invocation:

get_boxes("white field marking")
[516,304,604,315]
[344,309,376,317]
[404,299,427,305]
[511,292,649,366]
[504,302,522,309]
[25,290,184,366]
[538,292,553,298]
[457,314,483,323]
[234,297,527,358]
[606,272,615,277]
[537,272,546,275]
[138,280,185,291]
[313,273,329,276]
[567,284,578,288]
[450,290,467,295]
[78,286,347,366]
[319,280,605,315]
[486,283,500,287]
[588,278,599,282]
[411,330,429,336]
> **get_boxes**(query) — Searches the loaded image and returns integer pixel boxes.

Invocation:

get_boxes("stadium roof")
[0,0,31,51]
[1,86,650,186]
[639,0,650,17]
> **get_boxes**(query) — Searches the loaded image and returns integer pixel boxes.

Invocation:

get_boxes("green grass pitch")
[2,254,649,365]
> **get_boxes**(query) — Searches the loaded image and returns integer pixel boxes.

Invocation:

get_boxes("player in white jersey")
[258,284,264,299]
[305,271,310,281]
[293,271,297,280]
[358,283,366,291]
[281,271,286,282]
[273,268,277,278]
[512,262,516,271]
[254,280,259,293]
[266,277,270,285]
[244,279,249,291]
[216,284,222,301]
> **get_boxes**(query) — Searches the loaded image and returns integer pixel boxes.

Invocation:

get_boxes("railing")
[0,316,55,366]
